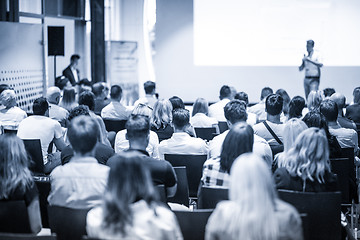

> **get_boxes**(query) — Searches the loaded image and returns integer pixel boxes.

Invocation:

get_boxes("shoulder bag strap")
[263,121,283,145]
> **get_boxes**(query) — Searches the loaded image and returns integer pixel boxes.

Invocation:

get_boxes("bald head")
[330,92,346,110]
[47,86,61,105]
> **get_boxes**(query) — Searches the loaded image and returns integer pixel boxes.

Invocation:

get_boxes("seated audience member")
[323,87,336,98]
[48,116,109,208]
[169,96,185,110]
[61,105,114,165]
[276,89,290,118]
[0,134,42,233]
[134,80,158,109]
[151,99,174,141]
[288,96,306,120]
[92,82,110,115]
[46,86,68,126]
[274,127,338,192]
[209,100,272,166]
[253,94,285,155]
[306,90,323,112]
[115,104,160,158]
[190,98,219,132]
[345,86,360,124]
[330,93,357,130]
[17,97,66,174]
[206,153,303,240]
[0,89,27,131]
[234,91,256,125]
[55,76,71,92]
[59,86,78,112]
[86,153,183,239]
[108,115,177,197]
[158,108,208,159]
[248,87,273,123]
[320,99,358,153]
[201,122,253,188]
[77,78,92,95]
[208,85,232,122]
[101,85,131,120]
[0,83,10,94]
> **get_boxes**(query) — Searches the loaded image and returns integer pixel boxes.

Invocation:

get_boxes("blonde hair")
[307,90,323,111]
[0,89,17,108]
[132,103,152,118]
[151,99,172,129]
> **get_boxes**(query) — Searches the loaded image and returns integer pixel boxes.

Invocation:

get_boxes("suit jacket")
[62,65,79,86]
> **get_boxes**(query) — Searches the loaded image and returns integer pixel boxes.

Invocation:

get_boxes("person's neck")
[267,114,281,124]
[129,141,147,151]
[111,99,120,103]
[174,128,186,133]
[73,151,95,158]
[327,121,338,127]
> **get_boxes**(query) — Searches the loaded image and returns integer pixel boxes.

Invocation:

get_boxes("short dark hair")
[320,99,338,122]
[234,92,249,105]
[68,116,99,154]
[323,88,335,97]
[78,91,95,111]
[302,111,331,138]
[169,96,184,110]
[68,105,90,121]
[220,85,231,99]
[353,87,360,104]
[260,87,273,100]
[288,96,305,119]
[92,82,105,97]
[110,85,122,99]
[70,54,80,62]
[126,115,150,139]
[55,76,70,90]
[265,94,283,116]
[144,81,156,94]
[32,97,49,115]
[224,100,247,124]
[78,78,91,87]
[307,39,315,46]
[0,84,10,95]
[172,108,190,129]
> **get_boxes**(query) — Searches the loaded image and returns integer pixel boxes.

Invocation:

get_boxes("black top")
[62,66,79,86]
[151,124,173,142]
[94,98,110,116]
[0,182,38,207]
[346,104,360,124]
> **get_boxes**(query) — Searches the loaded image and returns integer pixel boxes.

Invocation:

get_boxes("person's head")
[144,81,156,95]
[302,111,331,138]
[92,82,106,98]
[46,86,61,105]
[70,54,80,67]
[353,87,360,104]
[220,122,253,173]
[78,79,92,94]
[32,97,49,116]
[103,152,157,234]
[68,105,90,122]
[78,91,95,111]
[67,115,99,155]
[169,96,184,110]
[265,94,283,116]
[0,84,10,95]
[282,118,308,152]
[307,90,323,111]
[126,115,150,149]
[110,85,122,101]
[228,153,278,239]
[192,98,209,116]
[224,100,247,125]
[0,89,17,108]
[234,92,249,106]
[286,127,330,183]
[323,88,335,98]
[276,89,290,115]
[151,99,172,129]
[172,108,190,131]
[306,39,315,52]
[132,103,153,118]
[0,134,32,199]
[219,85,232,100]
[260,87,273,101]
[320,99,338,123]
[55,76,71,90]
[329,92,346,112]
[62,87,76,104]
[288,96,305,119]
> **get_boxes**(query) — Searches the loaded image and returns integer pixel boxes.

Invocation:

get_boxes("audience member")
[191,98,219,132]
[169,96,185,110]
[92,82,110,115]
[330,93,357,130]
[101,85,131,120]
[46,86,69,126]
[201,122,253,188]
[151,99,174,141]
[0,83,10,95]
[206,153,303,240]
[0,134,42,233]
[17,97,66,173]
[61,105,114,165]
[62,54,80,86]
[234,91,256,125]
[158,108,208,159]
[288,96,306,120]
[276,89,290,122]
[48,116,109,208]
[208,85,232,121]
[55,76,71,91]
[209,100,272,166]
[345,87,360,124]
[248,87,273,122]
[134,80,157,108]
[306,90,323,112]
[0,89,27,131]
[59,86,78,112]
[323,87,336,98]
[77,78,92,95]
[86,152,182,239]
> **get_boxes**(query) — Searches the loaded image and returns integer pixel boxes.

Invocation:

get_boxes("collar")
[172,132,191,138]
[69,156,98,164]
[126,148,150,156]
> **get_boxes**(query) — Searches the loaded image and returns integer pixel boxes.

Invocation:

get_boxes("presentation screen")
[194,0,360,66]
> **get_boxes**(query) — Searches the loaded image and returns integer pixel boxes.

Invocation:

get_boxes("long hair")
[283,118,308,152]
[0,134,33,198]
[276,89,290,115]
[220,122,253,173]
[60,87,77,111]
[226,153,279,239]
[285,127,331,184]
[192,98,209,117]
[102,152,158,235]
[151,99,172,129]
[307,90,323,111]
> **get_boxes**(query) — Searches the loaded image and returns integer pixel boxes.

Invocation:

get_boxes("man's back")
[346,104,360,124]
[329,125,358,152]
[101,101,131,120]
[337,115,357,131]
[49,103,68,123]
[208,99,230,122]
[253,120,285,146]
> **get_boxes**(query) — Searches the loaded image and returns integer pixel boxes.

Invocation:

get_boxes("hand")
[302,54,308,62]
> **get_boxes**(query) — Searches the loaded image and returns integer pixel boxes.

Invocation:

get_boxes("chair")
[168,166,190,207]
[0,233,56,240]
[174,209,213,240]
[155,184,167,204]
[197,186,229,209]
[103,119,127,133]
[218,121,228,134]
[164,154,207,197]
[330,158,350,203]
[194,127,217,141]
[278,190,341,240]
[34,178,51,228]
[300,213,309,240]
[0,200,31,233]
[48,205,91,240]
[23,139,44,174]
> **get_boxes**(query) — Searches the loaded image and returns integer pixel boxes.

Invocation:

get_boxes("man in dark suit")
[63,54,80,86]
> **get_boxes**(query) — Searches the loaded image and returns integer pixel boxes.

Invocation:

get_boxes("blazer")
[62,65,79,86]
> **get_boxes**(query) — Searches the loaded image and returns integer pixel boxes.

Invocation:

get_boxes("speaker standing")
[63,54,80,86]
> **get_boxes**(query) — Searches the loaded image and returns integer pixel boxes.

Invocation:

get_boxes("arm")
[27,197,42,233]
[53,137,67,151]
[299,54,305,71]
[304,57,323,68]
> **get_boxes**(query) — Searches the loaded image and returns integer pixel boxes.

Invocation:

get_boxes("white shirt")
[158,132,209,159]
[0,106,27,130]
[190,113,218,128]
[329,124,358,152]
[253,120,285,147]
[101,101,131,120]
[134,94,158,109]
[208,99,230,122]
[49,103,68,123]
[248,100,266,122]
[304,50,322,77]
[71,67,79,83]
[246,111,257,126]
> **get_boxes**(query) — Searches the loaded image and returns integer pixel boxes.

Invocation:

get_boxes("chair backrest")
[23,139,44,174]
[164,154,207,197]
[167,166,189,207]
[33,179,51,228]
[299,213,309,240]
[198,186,229,209]
[278,190,341,240]
[103,119,127,133]
[194,128,217,141]
[0,233,56,240]
[48,205,90,240]
[174,209,213,240]
[155,185,167,204]
[0,200,31,233]
[218,121,229,134]
[330,158,350,203]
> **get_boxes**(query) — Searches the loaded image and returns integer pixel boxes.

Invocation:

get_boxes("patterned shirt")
[201,157,230,187]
